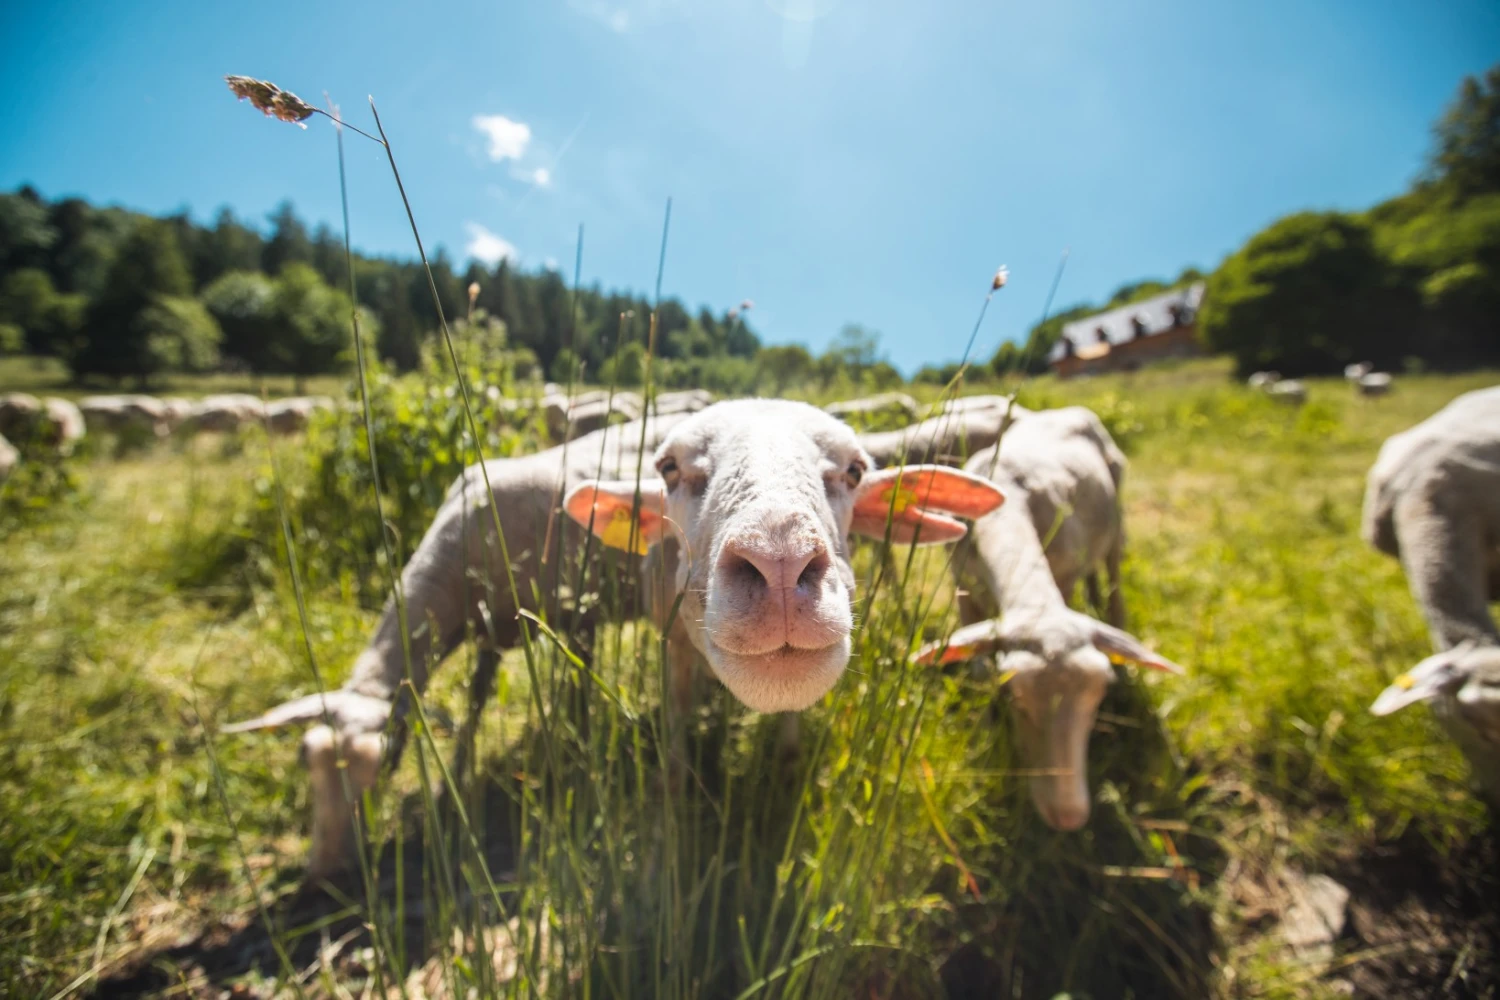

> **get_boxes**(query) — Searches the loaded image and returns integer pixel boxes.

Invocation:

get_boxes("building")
[1047,282,1206,378]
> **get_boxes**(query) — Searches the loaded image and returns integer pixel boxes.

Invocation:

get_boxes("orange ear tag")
[885,485,920,515]
[600,505,651,555]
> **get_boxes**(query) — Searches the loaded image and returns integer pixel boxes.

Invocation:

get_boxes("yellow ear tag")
[599,505,651,555]
[1393,672,1415,690]
[885,485,920,515]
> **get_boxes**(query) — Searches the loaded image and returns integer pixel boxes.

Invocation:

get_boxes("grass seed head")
[225,75,316,128]
[992,265,1010,291]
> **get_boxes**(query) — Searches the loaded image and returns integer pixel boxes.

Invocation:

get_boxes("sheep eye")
[845,462,863,488]
[657,456,681,489]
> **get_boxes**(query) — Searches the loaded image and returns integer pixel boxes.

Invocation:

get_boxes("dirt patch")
[1335,828,1499,999]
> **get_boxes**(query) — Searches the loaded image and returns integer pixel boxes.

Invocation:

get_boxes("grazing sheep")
[1247,371,1282,389]
[1363,385,1500,803]
[79,395,173,438]
[1344,362,1373,381]
[185,394,266,433]
[861,396,1031,467]
[265,396,335,435]
[823,392,920,423]
[913,407,1182,830]
[0,394,85,453]
[1267,379,1308,405]
[1356,372,1393,397]
[0,432,17,481]
[652,389,715,416]
[542,390,645,441]
[229,401,1003,876]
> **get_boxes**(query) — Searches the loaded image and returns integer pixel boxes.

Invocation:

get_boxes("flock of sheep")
[1246,362,1395,404]
[3,376,1495,882]
[220,381,1499,878]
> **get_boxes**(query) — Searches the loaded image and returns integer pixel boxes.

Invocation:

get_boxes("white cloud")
[464,223,518,266]
[509,165,551,187]
[472,114,531,162]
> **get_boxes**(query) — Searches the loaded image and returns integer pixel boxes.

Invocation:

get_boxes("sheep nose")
[717,536,830,593]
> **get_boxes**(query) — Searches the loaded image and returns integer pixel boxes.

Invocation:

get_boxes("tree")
[196,208,264,288]
[73,219,193,379]
[135,296,222,374]
[1198,211,1416,375]
[756,344,814,393]
[0,268,84,356]
[1430,64,1500,199]
[266,263,354,384]
[0,188,56,274]
[261,201,312,275]
[202,270,278,368]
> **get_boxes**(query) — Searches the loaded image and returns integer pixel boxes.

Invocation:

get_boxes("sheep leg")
[1396,492,1499,650]
[1105,536,1126,629]
[1085,572,1105,619]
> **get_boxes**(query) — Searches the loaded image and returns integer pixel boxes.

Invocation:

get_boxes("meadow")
[2,357,1497,999]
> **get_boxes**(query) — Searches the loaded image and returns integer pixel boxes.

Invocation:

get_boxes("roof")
[1048,282,1206,365]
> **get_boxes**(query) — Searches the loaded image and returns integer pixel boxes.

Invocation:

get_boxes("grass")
[2,358,1495,998]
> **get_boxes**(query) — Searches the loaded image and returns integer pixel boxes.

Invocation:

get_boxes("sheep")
[1344,362,1373,381]
[1356,372,1393,397]
[652,388,715,416]
[542,390,645,441]
[912,407,1182,830]
[0,394,85,453]
[1363,385,1500,804]
[823,392,920,423]
[861,396,1031,467]
[228,401,1004,876]
[1267,379,1308,405]
[1247,371,1282,389]
[265,396,335,435]
[0,432,17,481]
[79,395,173,439]
[185,394,267,433]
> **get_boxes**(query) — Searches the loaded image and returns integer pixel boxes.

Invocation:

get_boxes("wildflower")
[226,75,316,128]
[991,266,1009,291]
[468,282,481,305]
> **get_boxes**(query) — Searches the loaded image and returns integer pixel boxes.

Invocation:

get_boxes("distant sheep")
[185,394,266,434]
[823,392,920,422]
[1363,385,1500,803]
[1247,371,1282,389]
[914,407,1182,830]
[1267,379,1308,405]
[0,432,17,481]
[1344,362,1373,381]
[0,393,85,453]
[79,395,173,439]
[542,390,644,441]
[265,396,335,435]
[1356,372,1393,397]
[861,396,1030,467]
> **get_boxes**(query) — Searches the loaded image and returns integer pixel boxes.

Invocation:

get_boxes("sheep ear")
[223,690,392,734]
[1370,647,1468,716]
[564,479,668,555]
[1087,618,1184,674]
[852,465,1005,546]
[913,619,1007,666]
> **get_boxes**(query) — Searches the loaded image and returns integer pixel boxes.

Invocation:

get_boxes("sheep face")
[1002,644,1116,831]
[568,399,1005,713]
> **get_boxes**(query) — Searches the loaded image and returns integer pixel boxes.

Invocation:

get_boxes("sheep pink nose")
[717,536,830,593]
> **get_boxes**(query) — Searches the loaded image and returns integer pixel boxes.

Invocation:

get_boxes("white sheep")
[823,392,920,423]
[265,396,335,435]
[861,396,1031,467]
[185,394,267,433]
[0,432,17,481]
[913,407,1182,830]
[1247,371,1282,389]
[1363,385,1500,803]
[1356,372,1393,397]
[542,390,644,441]
[79,395,173,439]
[1267,379,1308,405]
[1344,362,1373,381]
[228,401,1003,875]
[0,393,85,453]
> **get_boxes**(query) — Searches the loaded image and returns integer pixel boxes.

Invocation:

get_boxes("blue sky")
[1,0,1496,372]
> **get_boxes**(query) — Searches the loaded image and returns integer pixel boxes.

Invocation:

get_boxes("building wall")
[1052,324,1202,378]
